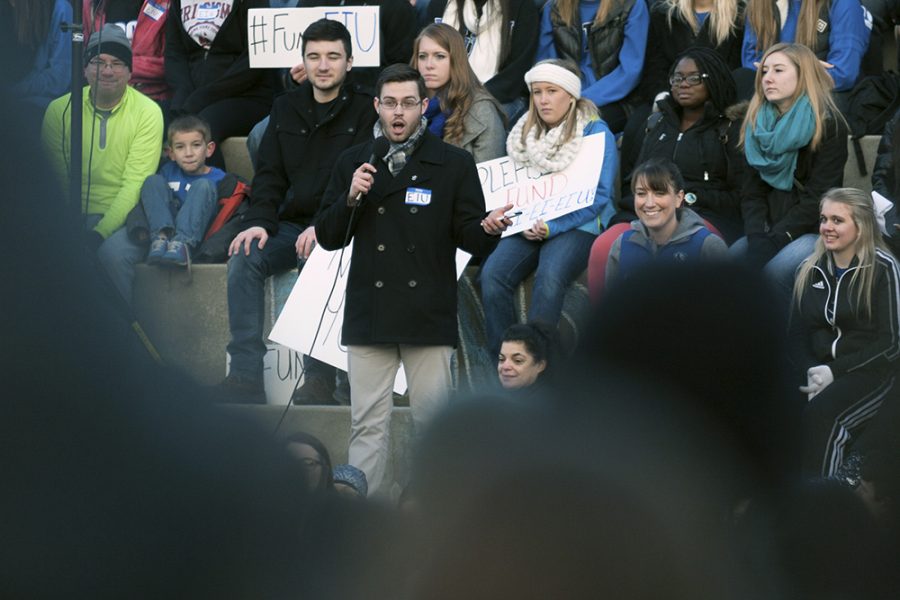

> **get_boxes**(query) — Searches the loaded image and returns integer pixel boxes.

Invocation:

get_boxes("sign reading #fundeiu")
[478,133,605,237]
[248,7,380,68]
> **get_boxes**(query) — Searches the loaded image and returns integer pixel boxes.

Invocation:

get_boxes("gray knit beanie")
[85,24,132,70]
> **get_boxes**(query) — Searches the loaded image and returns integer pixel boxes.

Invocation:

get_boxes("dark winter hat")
[84,24,132,71]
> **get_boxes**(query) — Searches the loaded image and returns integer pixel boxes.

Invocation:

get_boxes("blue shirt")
[159,160,226,205]
[741,0,870,91]
[537,0,649,108]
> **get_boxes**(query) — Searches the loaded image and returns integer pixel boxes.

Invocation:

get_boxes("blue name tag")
[405,187,432,206]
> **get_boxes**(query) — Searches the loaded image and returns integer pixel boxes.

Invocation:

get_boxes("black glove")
[84,230,105,251]
[746,232,789,269]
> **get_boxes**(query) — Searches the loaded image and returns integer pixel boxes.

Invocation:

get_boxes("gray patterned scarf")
[373,116,429,175]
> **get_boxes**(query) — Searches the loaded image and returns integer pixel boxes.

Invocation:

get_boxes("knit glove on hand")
[799,365,834,401]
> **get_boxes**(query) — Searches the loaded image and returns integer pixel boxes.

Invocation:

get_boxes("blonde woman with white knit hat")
[480,58,618,359]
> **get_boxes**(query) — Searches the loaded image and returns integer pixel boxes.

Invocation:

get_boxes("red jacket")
[84,0,171,100]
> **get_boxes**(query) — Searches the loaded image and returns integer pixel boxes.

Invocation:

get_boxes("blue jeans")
[246,115,269,171]
[730,233,818,313]
[86,214,146,307]
[225,221,331,382]
[480,229,595,354]
[140,174,218,246]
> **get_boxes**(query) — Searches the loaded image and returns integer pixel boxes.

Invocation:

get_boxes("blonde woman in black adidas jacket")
[790,187,900,478]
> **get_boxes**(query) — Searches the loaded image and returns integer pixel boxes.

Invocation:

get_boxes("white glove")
[799,365,834,400]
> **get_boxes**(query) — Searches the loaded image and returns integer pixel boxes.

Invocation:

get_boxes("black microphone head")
[372,137,391,160]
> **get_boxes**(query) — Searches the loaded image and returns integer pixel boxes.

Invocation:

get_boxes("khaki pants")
[347,344,453,495]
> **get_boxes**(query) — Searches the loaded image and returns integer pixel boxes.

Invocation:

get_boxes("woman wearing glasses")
[285,432,336,495]
[622,47,744,243]
[480,59,617,357]
[639,0,743,104]
[411,23,507,164]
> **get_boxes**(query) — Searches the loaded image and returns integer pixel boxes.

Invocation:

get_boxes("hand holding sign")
[476,134,605,237]
[522,219,549,241]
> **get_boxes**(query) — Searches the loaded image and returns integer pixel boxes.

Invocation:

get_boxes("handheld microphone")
[353,137,391,205]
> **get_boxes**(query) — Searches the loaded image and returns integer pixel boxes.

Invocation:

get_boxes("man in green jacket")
[42,24,163,305]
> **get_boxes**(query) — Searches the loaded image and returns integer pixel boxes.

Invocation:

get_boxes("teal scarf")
[744,95,816,191]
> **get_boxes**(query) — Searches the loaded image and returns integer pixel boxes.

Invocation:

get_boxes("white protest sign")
[248,7,380,68]
[270,244,472,395]
[476,133,605,236]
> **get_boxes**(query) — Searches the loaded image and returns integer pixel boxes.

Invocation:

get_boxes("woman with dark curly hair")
[621,46,745,243]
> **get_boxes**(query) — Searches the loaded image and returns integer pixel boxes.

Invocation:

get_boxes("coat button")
[377,244,385,252]
[377,206,385,215]
[375,280,384,288]
[408,280,417,288]
[407,244,415,253]
[410,207,418,214]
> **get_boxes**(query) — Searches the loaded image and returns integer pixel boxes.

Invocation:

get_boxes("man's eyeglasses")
[669,73,709,87]
[379,98,422,110]
[88,58,128,73]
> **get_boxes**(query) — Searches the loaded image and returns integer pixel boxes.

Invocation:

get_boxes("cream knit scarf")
[506,107,591,172]
[442,0,503,83]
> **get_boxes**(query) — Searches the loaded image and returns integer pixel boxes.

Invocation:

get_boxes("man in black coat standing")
[316,64,512,495]
[222,20,376,404]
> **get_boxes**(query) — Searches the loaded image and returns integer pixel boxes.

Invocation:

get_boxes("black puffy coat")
[623,96,746,242]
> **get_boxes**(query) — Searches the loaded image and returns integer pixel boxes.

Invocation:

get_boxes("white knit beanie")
[524,61,582,99]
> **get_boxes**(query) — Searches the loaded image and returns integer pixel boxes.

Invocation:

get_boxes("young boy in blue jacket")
[142,115,226,266]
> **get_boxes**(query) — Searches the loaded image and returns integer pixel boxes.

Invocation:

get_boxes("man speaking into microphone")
[316,64,512,495]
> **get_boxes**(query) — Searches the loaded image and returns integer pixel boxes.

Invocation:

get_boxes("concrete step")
[133,263,298,389]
